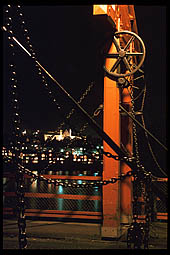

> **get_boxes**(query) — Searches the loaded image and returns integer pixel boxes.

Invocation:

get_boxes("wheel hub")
[103,30,146,79]
[119,50,126,58]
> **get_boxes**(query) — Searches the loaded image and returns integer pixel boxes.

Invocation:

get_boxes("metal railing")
[3,171,102,221]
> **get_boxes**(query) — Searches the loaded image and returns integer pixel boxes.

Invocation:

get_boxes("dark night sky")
[134,5,166,175]
[3,5,167,176]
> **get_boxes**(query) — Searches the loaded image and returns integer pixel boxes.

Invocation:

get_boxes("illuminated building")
[44,129,79,141]
[2,129,103,166]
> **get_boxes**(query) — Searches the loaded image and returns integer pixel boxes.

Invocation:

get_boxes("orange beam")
[28,175,102,180]
[25,209,101,215]
[93,5,116,24]
[24,213,101,220]
[93,5,108,15]
[157,213,168,220]
[3,192,101,201]
[102,41,121,238]
[93,5,138,33]
[3,208,167,220]
[3,208,102,219]
[3,173,102,181]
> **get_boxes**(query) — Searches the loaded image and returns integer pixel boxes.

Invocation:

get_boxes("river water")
[3,170,102,215]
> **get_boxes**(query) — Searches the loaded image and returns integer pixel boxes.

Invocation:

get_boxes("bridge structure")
[3,4,167,249]
[93,5,137,238]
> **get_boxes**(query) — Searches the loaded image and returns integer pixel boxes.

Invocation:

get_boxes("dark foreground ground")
[3,219,167,252]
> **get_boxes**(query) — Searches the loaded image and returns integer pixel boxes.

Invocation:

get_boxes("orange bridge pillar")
[102,42,121,239]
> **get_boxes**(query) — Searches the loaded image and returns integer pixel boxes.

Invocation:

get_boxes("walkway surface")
[3,219,167,251]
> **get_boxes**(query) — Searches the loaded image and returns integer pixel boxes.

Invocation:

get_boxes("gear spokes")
[104,30,146,79]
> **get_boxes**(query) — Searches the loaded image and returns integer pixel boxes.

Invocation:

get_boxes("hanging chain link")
[143,172,152,249]
[15,4,97,142]
[16,161,133,188]
[16,168,27,249]
[53,81,94,133]
[3,5,160,250]
[15,5,62,112]
[37,81,95,172]
[4,5,28,249]
[130,86,140,167]
[126,80,153,249]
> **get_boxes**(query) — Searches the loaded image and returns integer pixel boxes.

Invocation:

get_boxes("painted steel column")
[102,42,121,238]
[120,88,133,224]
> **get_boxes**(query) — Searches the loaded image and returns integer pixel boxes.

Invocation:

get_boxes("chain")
[126,81,153,249]
[39,81,95,171]
[76,102,103,137]
[16,161,132,188]
[127,82,144,249]
[15,5,62,112]
[15,4,96,139]
[127,171,152,249]
[59,102,103,151]
[3,147,155,250]
[72,98,102,137]
[140,85,167,177]
[129,72,165,247]
[16,168,27,249]
[4,6,28,249]
[56,81,94,132]
[4,4,96,173]
[102,150,136,162]
[143,172,152,249]
[130,87,140,167]
[4,5,22,154]
[3,6,157,250]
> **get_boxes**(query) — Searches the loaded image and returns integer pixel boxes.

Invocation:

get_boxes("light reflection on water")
[57,185,64,211]
[3,171,101,213]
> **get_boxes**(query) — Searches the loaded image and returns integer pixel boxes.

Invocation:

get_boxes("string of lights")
[15,5,62,113]
[3,5,167,250]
